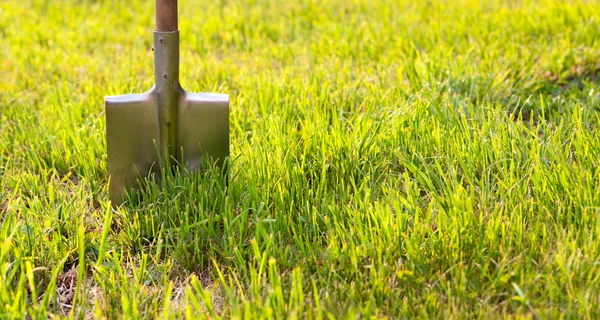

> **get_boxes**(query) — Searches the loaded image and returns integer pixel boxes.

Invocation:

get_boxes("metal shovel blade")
[105,30,229,204]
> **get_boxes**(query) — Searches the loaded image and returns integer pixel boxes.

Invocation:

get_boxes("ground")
[1,0,600,318]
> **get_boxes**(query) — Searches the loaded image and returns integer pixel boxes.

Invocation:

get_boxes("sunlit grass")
[1,0,600,318]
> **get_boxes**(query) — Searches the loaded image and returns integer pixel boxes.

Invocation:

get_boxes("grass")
[1,0,600,318]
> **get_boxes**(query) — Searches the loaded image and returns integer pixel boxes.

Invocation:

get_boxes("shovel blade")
[105,93,160,204]
[179,92,229,170]
[105,91,230,205]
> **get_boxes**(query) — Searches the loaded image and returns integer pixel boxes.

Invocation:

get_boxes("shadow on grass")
[419,57,600,122]
[510,59,600,121]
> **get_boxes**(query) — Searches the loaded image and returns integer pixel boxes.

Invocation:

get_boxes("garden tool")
[105,0,229,204]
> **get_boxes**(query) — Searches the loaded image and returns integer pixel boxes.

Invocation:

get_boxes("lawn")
[1,0,600,318]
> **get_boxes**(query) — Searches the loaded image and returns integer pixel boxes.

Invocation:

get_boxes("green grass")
[1,0,600,318]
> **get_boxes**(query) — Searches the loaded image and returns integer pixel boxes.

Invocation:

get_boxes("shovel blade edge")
[106,93,160,204]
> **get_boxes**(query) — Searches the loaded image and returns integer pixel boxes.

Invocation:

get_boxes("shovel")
[105,0,229,204]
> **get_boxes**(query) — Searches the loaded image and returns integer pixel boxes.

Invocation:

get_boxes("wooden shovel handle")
[156,0,178,31]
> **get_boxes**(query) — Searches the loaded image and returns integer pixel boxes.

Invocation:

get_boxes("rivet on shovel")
[105,0,229,204]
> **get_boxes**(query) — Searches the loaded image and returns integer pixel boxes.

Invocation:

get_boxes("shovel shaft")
[153,31,181,162]
[156,0,178,31]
